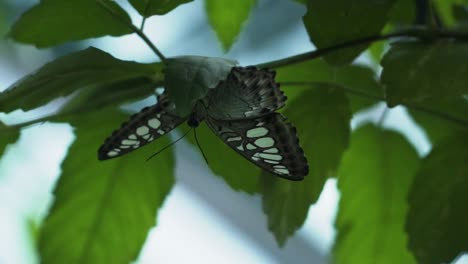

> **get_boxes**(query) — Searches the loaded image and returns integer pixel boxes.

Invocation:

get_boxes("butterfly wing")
[98,93,186,160]
[204,66,286,120]
[206,113,308,180]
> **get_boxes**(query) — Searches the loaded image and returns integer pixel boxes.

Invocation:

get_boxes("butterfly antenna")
[146,128,192,161]
[193,128,209,165]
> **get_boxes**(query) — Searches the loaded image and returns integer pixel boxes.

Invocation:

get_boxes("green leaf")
[39,108,174,264]
[302,0,396,65]
[334,125,418,264]
[406,134,468,264]
[275,60,382,113]
[408,97,468,144]
[185,123,260,194]
[129,0,193,17]
[205,0,256,51]
[262,86,351,246]
[0,47,160,114]
[432,0,468,26]
[9,0,132,48]
[387,0,416,25]
[164,56,237,116]
[0,122,20,159]
[453,4,468,23]
[59,77,162,116]
[381,41,468,107]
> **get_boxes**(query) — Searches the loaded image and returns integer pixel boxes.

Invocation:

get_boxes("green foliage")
[406,134,468,264]
[205,0,256,51]
[164,56,237,116]
[303,0,396,65]
[129,0,193,17]
[408,97,468,144]
[262,87,351,246]
[0,122,19,160]
[334,125,418,264]
[275,60,383,113]
[39,108,174,264]
[8,0,132,48]
[381,41,468,106]
[185,123,261,194]
[0,47,160,113]
[1,0,468,262]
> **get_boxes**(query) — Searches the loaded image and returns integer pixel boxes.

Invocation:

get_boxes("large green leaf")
[406,134,468,264]
[185,123,260,194]
[303,0,396,65]
[0,47,160,114]
[408,97,468,144]
[334,125,418,264]
[164,56,237,116]
[129,0,193,17]
[0,122,20,160]
[39,108,175,264]
[275,60,382,113]
[205,0,256,51]
[9,0,132,48]
[262,86,351,246]
[58,77,162,116]
[381,41,468,107]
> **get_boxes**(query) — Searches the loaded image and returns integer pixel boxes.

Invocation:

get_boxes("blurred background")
[0,0,467,263]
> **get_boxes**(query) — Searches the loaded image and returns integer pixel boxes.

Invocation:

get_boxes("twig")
[139,0,151,30]
[96,0,166,61]
[281,81,468,127]
[257,28,468,69]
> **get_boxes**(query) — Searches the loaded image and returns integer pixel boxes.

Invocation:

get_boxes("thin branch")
[139,0,151,31]
[140,18,148,31]
[96,0,166,61]
[281,81,468,127]
[257,28,468,69]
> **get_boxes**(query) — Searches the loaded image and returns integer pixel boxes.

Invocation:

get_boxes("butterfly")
[98,66,309,180]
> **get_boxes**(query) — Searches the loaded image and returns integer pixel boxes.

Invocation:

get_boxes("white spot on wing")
[264,148,279,153]
[246,143,257,150]
[122,139,138,145]
[148,118,161,129]
[264,159,280,164]
[129,134,137,140]
[136,126,149,136]
[227,136,242,142]
[236,145,244,151]
[157,129,165,135]
[107,151,118,157]
[259,153,282,161]
[143,134,151,140]
[274,168,290,175]
[246,127,269,138]
[254,137,274,148]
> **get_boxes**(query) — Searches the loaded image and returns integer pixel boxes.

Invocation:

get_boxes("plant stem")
[282,81,468,127]
[96,0,166,61]
[258,28,468,69]
[140,0,151,30]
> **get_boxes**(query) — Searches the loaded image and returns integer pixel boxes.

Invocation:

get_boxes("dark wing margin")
[206,113,308,180]
[98,94,186,160]
[204,66,287,120]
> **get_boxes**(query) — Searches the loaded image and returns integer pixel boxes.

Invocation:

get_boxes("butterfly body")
[98,66,309,180]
